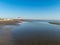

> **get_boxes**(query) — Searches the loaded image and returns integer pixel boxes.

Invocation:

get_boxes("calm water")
[0,22,60,45]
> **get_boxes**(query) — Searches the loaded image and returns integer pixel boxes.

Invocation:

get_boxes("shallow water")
[0,22,60,45]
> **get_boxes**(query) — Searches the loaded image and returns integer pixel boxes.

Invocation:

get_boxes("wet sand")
[0,26,12,45]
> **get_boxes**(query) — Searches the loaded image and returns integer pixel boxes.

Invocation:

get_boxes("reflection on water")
[12,22,60,45]
[0,22,60,45]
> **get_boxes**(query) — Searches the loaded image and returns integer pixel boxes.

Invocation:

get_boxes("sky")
[0,0,60,20]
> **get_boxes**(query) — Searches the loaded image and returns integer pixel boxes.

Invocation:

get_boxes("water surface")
[11,22,60,45]
[0,22,60,45]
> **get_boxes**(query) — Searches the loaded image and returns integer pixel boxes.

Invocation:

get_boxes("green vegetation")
[0,18,4,20]
[0,18,17,20]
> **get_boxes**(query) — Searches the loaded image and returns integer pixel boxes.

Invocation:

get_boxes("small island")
[49,22,60,25]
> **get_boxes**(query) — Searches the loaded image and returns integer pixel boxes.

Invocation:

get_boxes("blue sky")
[0,0,60,20]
